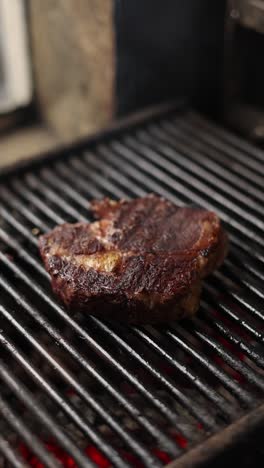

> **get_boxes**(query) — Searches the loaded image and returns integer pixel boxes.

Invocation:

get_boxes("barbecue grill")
[0,102,264,468]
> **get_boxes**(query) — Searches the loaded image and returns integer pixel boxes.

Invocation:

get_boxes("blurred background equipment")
[224,0,264,142]
[0,0,226,167]
[115,0,225,117]
[0,0,32,114]
[0,0,114,166]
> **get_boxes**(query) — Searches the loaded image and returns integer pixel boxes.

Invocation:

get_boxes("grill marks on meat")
[39,194,228,323]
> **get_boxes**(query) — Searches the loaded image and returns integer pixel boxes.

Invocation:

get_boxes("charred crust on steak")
[39,194,228,323]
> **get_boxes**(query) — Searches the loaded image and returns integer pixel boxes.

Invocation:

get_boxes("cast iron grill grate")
[0,104,264,467]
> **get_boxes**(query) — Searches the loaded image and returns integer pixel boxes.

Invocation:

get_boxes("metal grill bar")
[6,173,254,416]
[0,260,181,461]
[187,113,264,163]
[85,323,216,428]
[200,305,264,368]
[0,303,159,465]
[90,143,264,263]
[0,361,94,468]
[108,140,264,248]
[61,163,259,287]
[0,246,185,430]
[76,151,264,268]
[0,174,254,412]
[186,113,264,177]
[189,323,264,390]
[0,186,50,233]
[228,248,264,282]
[12,179,65,226]
[11,170,262,373]
[0,436,28,468]
[91,318,235,419]
[133,132,263,231]
[58,154,261,308]
[74,154,145,199]
[0,106,264,468]
[0,396,61,468]
[41,168,92,211]
[159,120,264,205]
[103,146,263,268]
[205,287,264,343]
[65,157,264,336]
[133,326,250,408]
[141,126,264,219]
[0,223,184,460]
[0,205,40,246]
[0,321,130,468]
[56,162,111,200]
[223,261,264,298]
[84,147,264,331]
[63,158,264,329]
[25,173,87,222]
[0,255,176,462]
[0,188,247,421]
[44,159,264,354]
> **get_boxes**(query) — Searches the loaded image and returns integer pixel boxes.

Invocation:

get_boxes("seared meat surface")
[39,194,228,323]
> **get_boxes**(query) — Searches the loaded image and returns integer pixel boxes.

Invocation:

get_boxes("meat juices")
[39,194,228,323]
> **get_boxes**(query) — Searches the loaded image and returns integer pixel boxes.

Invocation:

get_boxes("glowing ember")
[119,450,144,468]
[19,441,111,468]
[19,441,176,467]
[172,433,188,449]
[152,448,171,463]
[85,446,111,468]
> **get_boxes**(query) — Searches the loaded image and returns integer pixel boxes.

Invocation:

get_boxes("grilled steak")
[39,194,228,323]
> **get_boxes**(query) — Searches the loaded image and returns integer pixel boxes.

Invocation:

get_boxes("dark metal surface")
[224,2,264,142]
[0,104,263,467]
